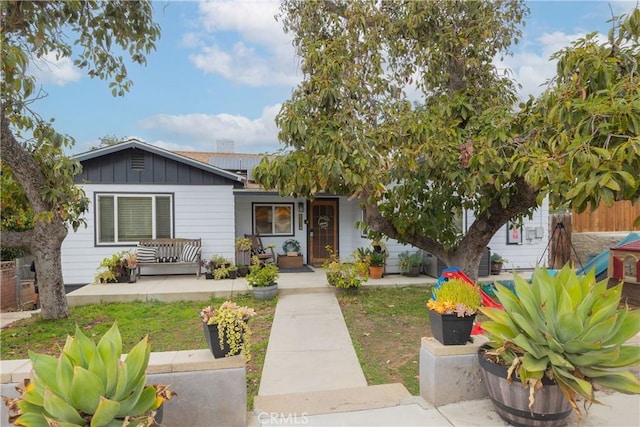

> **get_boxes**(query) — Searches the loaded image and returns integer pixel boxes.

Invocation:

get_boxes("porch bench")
[136,238,202,278]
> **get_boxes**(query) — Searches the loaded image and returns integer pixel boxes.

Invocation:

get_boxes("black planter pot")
[203,322,242,358]
[428,310,475,345]
[205,272,214,280]
[237,267,249,277]
[477,345,572,427]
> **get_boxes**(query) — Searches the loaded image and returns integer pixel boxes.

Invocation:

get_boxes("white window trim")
[96,193,173,245]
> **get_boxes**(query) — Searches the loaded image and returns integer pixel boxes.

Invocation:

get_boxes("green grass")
[337,286,434,395]
[0,295,277,411]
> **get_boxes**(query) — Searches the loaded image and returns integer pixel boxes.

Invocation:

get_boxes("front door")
[308,199,338,266]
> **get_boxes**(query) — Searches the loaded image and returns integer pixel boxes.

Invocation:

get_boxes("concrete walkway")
[258,292,366,396]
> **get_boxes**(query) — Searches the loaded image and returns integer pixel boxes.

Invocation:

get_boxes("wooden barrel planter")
[477,345,572,427]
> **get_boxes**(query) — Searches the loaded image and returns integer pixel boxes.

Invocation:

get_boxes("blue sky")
[28,0,637,155]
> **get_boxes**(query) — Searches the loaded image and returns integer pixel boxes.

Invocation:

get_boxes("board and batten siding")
[61,184,236,285]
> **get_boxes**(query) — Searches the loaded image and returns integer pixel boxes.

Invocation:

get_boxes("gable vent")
[130,152,145,170]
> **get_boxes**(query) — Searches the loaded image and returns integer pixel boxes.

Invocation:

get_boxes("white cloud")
[136,104,282,153]
[188,0,300,87]
[497,30,604,99]
[27,52,82,86]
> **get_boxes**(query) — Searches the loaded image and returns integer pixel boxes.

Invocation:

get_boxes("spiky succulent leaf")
[90,396,120,427]
[603,310,640,346]
[56,352,75,402]
[74,325,98,369]
[13,412,50,427]
[42,389,85,425]
[122,385,157,417]
[28,352,61,397]
[96,325,121,397]
[113,361,130,401]
[69,366,105,414]
[123,335,151,395]
[113,374,146,416]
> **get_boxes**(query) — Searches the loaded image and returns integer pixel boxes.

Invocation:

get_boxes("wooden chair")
[245,234,275,264]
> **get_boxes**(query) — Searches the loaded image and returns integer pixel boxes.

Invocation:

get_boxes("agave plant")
[4,322,175,427]
[480,265,640,421]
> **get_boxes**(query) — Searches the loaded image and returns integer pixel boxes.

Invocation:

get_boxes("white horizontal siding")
[61,184,236,285]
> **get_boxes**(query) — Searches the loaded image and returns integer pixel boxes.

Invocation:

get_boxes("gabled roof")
[74,138,244,183]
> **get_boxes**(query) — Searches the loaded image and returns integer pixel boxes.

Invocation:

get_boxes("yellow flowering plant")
[427,278,481,317]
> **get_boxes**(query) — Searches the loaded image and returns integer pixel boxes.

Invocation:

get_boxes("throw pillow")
[181,244,200,263]
[136,246,157,263]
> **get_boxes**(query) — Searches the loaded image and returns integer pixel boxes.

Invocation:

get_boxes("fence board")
[572,201,640,232]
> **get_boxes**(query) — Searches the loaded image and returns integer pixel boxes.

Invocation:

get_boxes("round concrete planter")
[477,345,572,426]
[252,283,278,300]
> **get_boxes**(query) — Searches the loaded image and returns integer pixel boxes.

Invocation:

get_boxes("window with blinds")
[96,194,173,244]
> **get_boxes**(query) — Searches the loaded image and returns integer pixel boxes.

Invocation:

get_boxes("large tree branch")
[0,107,50,214]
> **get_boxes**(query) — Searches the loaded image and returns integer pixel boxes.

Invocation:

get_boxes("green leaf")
[70,366,105,415]
[42,389,86,425]
[90,397,120,427]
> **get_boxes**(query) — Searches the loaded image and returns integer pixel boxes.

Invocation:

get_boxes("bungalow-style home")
[62,138,551,286]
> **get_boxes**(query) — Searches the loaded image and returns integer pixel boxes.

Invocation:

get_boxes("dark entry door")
[308,199,338,266]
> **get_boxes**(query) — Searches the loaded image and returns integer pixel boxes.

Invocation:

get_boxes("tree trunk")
[32,221,69,319]
[1,107,71,319]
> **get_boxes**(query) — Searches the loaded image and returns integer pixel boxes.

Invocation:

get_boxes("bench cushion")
[181,244,201,263]
[137,246,157,263]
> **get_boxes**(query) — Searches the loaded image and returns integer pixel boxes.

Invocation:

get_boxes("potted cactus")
[3,322,175,426]
[478,265,640,426]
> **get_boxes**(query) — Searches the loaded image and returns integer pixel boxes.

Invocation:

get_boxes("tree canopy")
[1,0,160,319]
[254,0,640,278]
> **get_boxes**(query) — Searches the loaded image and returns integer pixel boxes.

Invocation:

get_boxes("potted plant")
[490,253,507,275]
[398,250,423,277]
[282,239,301,256]
[367,250,386,279]
[4,322,175,426]
[123,250,138,282]
[94,250,132,284]
[426,277,481,345]
[323,247,368,291]
[213,264,231,280]
[478,265,640,426]
[199,301,256,360]
[201,259,215,279]
[235,237,253,273]
[246,256,279,300]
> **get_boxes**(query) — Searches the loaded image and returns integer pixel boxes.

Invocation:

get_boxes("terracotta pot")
[369,265,384,279]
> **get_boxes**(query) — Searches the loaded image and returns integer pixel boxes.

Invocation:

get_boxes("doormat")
[278,265,315,273]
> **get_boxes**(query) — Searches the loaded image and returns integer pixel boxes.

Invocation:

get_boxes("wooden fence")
[572,201,640,232]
